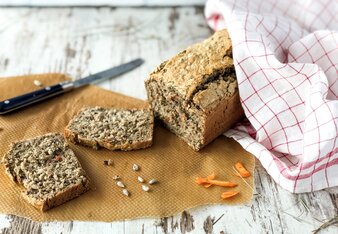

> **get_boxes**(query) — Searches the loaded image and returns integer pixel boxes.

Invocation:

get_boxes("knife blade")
[0,58,144,115]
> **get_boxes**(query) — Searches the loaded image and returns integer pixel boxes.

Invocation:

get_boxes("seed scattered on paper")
[149,179,158,185]
[138,176,145,183]
[116,181,125,188]
[142,185,150,192]
[122,189,130,197]
[112,175,120,180]
[33,80,42,87]
[103,159,113,166]
[132,164,140,171]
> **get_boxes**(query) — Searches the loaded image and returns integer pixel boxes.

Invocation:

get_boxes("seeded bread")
[2,133,90,211]
[64,107,154,151]
[145,29,244,151]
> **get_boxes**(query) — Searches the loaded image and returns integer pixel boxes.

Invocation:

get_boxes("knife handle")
[0,83,70,115]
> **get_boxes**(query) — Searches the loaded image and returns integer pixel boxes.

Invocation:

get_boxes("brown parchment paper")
[0,74,255,222]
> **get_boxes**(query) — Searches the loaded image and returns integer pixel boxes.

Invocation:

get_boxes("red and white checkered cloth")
[205,0,338,193]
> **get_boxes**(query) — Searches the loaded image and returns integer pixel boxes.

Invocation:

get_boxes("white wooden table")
[0,7,337,234]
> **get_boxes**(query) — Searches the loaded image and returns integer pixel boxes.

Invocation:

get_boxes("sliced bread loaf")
[2,133,90,211]
[64,107,154,151]
[145,29,244,151]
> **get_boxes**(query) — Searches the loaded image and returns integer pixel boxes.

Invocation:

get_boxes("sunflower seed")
[112,175,120,180]
[149,179,158,185]
[138,176,145,183]
[116,181,125,188]
[33,80,42,87]
[132,164,140,171]
[122,189,130,197]
[107,159,113,166]
[142,185,150,192]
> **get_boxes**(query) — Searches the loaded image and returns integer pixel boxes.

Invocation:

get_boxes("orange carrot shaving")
[221,191,239,200]
[195,173,215,185]
[207,179,237,187]
[195,177,208,185]
[234,162,251,178]
[203,173,216,188]
[207,172,216,180]
[203,184,213,188]
[195,173,237,188]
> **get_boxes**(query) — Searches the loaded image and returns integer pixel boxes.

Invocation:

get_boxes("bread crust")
[65,127,153,151]
[64,127,99,149]
[22,179,90,212]
[201,90,244,150]
[148,30,233,100]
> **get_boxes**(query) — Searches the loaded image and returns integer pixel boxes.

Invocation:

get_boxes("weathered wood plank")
[1,215,42,234]
[0,6,337,234]
[0,0,206,7]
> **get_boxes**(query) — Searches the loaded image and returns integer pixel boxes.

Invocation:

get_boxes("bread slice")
[145,29,244,151]
[64,107,154,151]
[2,133,90,211]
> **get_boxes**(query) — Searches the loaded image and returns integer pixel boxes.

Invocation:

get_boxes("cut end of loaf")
[65,107,154,151]
[145,79,205,151]
[2,133,90,211]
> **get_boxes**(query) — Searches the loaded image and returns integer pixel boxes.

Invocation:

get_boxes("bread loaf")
[145,30,244,151]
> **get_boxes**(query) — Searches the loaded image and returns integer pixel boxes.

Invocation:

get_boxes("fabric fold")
[205,0,338,193]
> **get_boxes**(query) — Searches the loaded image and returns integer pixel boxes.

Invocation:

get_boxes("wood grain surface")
[0,6,337,234]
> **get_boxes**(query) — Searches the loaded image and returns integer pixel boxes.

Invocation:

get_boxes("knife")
[0,58,144,115]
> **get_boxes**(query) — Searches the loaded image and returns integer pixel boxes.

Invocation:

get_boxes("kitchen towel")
[205,0,338,193]
[0,74,254,222]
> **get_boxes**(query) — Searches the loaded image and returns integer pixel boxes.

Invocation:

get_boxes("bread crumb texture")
[65,107,154,150]
[3,133,89,211]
